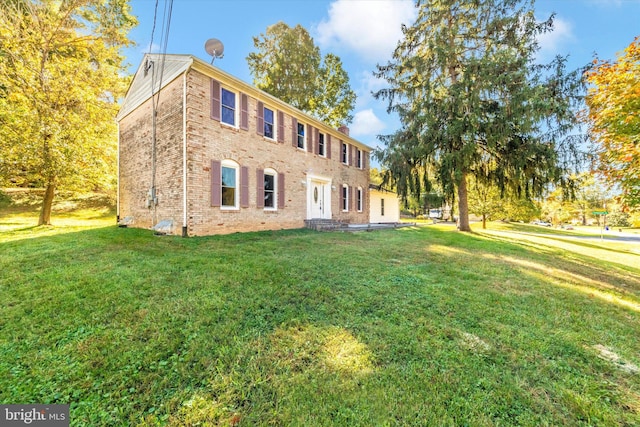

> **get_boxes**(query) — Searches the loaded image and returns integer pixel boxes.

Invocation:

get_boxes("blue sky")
[124,0,640,150]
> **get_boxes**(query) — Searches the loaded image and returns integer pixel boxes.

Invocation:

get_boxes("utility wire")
[147,0,173,224]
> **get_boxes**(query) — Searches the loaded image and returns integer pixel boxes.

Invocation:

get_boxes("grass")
[1,195,639,426]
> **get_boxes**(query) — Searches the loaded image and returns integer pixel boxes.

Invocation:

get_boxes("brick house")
[117,54,371,236]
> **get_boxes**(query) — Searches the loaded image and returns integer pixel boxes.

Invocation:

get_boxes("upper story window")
[221,88,236,126]
[297,122,305,149]
[264,106,275,139]
[221,160,239,209]
[264,168,277,209]
[356,149,363,169]
[341,142,348,164]
[318,133,325,157]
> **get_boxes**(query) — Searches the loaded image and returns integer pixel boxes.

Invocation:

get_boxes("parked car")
[533,220,552,227]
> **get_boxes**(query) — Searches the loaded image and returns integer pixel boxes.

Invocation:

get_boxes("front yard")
[1,200,639,425]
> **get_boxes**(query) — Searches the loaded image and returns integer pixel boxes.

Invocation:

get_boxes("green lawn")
[1,200,639,426]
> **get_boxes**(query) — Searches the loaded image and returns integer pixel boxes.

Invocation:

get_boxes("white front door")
[308,177,331,219]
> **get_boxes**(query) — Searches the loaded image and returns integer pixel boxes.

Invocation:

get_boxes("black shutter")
[240,166,249,208]
[240,93,249,130]
[278,173,285,209]
[211,79,220,121]
[291,117,298,147]
[256,169,264,208]
[256,101,264,136]
[277,111,284,143]
[307,124,313,153]
[211,160,221,207]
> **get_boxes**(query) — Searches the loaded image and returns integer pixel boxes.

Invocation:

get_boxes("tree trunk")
[38,183,55,226]
[457,172,471,232]
[482,214,487,229]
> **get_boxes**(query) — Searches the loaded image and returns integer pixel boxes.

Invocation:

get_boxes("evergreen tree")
[374,0,586,231]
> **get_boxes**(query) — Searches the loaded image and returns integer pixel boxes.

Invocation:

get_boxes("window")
[297,122,305,149]
[221,88,236,126]
[357,187,363,212]
[357,149,363,169]
[318,133,325,156]
[264,169,276,209]
[342,185,349,211]
[381,198,385,216]
[341,142,348,164]
[221,161,238,208]
[264,106,274,139]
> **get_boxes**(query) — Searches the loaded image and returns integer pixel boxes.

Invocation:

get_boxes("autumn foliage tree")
[586,37,640,210]
[247,22,356,128]
[0,0,136,225]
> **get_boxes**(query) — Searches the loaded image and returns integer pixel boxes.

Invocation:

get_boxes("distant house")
[369,184,400,223]
[117,54,371,236]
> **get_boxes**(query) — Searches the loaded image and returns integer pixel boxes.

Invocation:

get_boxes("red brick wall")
[119,68,369,236]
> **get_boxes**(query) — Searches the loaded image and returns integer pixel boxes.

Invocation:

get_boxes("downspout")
[182,69,188,237]
[116,122,120,223]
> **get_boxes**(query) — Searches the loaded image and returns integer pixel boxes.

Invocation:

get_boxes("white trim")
[342,184,349,212]
[263,105,276,141]
[263,167,277,211]
[116,122,120,219]
[318,132,326,157]
[221,160,240,210]
[182,73,188,232]
[357,186,363,212]
[341,142,349,165]
[220,87,238,128]
[306,174,332,219]
[296,121,306,151]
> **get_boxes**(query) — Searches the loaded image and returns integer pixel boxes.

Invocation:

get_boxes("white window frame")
[221,159,239,210]
[263,168,277,210]
[318,132,325,157]
[297,122,306,150]
[357,149,363,169]
[264,105,275,140]
[357,187,363,212]
[341,143,348,165]
[221,88,237,127]
[342,184,349,212]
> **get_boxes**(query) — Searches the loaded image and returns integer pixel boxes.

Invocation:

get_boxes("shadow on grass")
[501,229,639,257]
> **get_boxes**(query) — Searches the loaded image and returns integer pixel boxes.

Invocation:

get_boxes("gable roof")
[117,54,193,121]
[117,54,372,151]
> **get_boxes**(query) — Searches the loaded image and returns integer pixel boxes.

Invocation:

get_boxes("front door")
[308,178,331,219]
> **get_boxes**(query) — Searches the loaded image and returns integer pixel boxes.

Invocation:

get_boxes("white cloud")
[316,0,417,63]
[141,42,160,54]
[353,71,387,109]
[536,16,574,58]
[350,109,386,137]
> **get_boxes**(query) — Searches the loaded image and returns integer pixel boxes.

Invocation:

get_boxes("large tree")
[0,0,136,225]
[585,36,640,210]
[246,22,356,128]
[374,0,585,231]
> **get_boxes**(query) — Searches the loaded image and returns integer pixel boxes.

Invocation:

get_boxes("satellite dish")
[204,38,224,64]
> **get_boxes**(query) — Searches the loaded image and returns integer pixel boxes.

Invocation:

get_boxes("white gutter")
[182,71,188,237]
[116,122,120,222]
